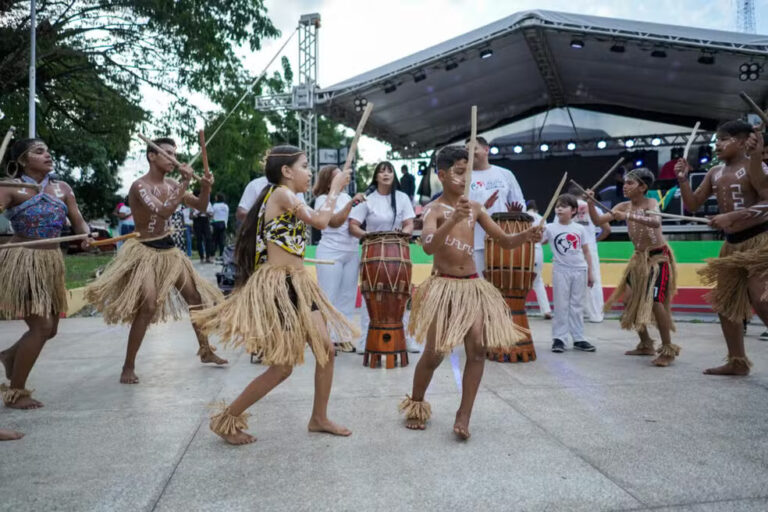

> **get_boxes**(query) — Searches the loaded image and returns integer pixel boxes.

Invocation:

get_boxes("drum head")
[491,212,533,223]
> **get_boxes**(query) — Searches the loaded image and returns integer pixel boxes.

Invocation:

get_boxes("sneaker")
[551,339,566,353]
[760,331,768,341]
[543,313,553,320]
[573,341,596,352]
[405,338,422,353]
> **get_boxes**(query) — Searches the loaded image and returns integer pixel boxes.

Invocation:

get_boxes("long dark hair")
[367,161,401,229]
[4,138,45,178]
[235,145,304,285]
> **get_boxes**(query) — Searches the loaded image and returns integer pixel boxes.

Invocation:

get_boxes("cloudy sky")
[120,0,768,189]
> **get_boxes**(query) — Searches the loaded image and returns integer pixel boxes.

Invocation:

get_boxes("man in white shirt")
[211,193,229,258]
[465,137,526,273]
[236,176,305,223]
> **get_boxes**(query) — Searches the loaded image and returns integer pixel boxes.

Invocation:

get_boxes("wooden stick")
[305,258,335,265]
[569,179,613,214]
[0,181,41,191]
[643,209,710,224]
[343,102,374,172]
[89,232,140,247]
[0,126,15,165]
[591,157,625,191]
[601,258,630,262]
[683,121,701,160]
[137,134,200,182]
[1,233,93,249]
[540,172,568,225]
[464,105,478,197]
[198,130,210,176]
[739,91,768,127]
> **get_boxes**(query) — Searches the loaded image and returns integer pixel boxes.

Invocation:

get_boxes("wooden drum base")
[486,292,537,363]
[362,325,409,369]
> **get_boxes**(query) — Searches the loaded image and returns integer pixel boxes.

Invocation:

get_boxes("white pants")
[473,248,485,275]
[315,246,359,343]
[584,243,604,322]
[532,244,551,315]
[552,267,587,342]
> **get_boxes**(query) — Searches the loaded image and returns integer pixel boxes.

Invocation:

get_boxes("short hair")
[566,184,584,197]
[465,136,489,148]
[400,164,408,172]
[526,199,538,211]
[624,167,655,189]
[215,193,225,202]
[717,120,753,138]
[436,145,469,171]
[670,146,684,159]
[555,193,578,211]
[146,137,176,163]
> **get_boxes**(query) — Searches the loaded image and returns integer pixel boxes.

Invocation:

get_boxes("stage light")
[749,63,760,72]
[480,48,493,59]
[610,43,625,53]
[624,139,635,148]
[739,72,750,81]
[513,145,523,154]
[383,83,397,94]
[413,71,426,83]
[570,39,584,49]
[489,146,499,155]
[596,140,607,149]
[698,54,715,65]
[566,142,576,151]
[353,97,367,112]
[651,49,667,58]
[539,144,549,152]
[698,145,712,165]
[635,159,644,167]
[651,138,662,146]
[445,61,459,71]
[740,63,750,73]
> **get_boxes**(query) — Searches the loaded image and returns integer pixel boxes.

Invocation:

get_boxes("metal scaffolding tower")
[736,0,756,33]
[297,14,320,175]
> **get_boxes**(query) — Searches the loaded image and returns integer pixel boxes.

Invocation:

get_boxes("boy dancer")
[675,122,768,375]
[541,194,596,353]
[586,169,679,366]
[401,146,542,440]
[86,138,228,384]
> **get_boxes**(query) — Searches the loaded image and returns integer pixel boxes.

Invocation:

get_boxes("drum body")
[484,212,537,362]
[360,231,412,368]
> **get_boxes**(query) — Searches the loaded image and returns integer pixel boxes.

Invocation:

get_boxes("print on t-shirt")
[553,232,581,256]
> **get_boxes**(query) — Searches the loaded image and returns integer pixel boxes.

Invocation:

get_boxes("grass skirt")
[84,238,222,324]
[408,275,527,355]
[604,247,677,332]
[0,247,66,318]
[190,264,360,367]
[697,231,768,322]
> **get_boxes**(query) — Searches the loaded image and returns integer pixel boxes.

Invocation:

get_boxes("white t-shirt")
[238,176,305,213]
[542,221,589,270]
[350,190,415,233]
[316,193,358,252]
[527,211,543,249]
[212,202,229,225]
[575,199,601,247]
[118,204,134,225]
[468,165,525,249]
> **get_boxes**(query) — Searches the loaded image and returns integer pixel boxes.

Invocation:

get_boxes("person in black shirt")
[400,164,416,201]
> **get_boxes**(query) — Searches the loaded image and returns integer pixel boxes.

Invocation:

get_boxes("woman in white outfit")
[313,166,366,353]
[348,161,418,354]
[525,200,552,319]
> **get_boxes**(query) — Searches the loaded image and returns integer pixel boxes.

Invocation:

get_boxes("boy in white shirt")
[541,194,596,353]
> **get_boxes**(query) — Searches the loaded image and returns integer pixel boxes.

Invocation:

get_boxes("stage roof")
[315,10,768,155]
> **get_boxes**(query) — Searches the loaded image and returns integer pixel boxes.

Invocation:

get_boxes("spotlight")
[610,43,625,53]
[539,143,549,152]
[651,49,667,58]
[383,83,397,94]
[570,39,584,49]
[413,71,426,83]
[624,139,635,148]
[698,145,712,165]
[513,145,523,154]
[749,72,760,81]
[740,63,750,73]
[698,54,715,65]
[739,72,750,81]
[635,159,644,167]
[417,161,427,176]
[353,97,367,112]
[566,142,576,151]
[651,138,662,146]
[480,48,493,59]
[749,63,760,72]
[489,145,499,155]
[596,140,607,149]
[445,61,458,71]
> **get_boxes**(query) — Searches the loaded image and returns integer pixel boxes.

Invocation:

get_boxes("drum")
[484,212,537,363]
[360,231,412,368]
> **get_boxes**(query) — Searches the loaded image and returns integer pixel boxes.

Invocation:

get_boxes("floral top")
[255,185,306,267]
[5,174,68,239]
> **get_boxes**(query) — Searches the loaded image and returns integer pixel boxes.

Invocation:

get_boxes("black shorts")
[285,275,319,312]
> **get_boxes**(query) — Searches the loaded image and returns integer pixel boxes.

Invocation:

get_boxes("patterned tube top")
[255,186,306,267]
[5,175,68,239]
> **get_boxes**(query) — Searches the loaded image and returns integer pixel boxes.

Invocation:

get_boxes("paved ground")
[1,262,767,512]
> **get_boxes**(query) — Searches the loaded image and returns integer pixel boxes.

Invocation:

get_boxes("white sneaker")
[760,331,768,341]
[405,338,422,353]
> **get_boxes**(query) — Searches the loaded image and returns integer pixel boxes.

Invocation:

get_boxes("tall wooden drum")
[484,212,537,362]
[360,231,412,369]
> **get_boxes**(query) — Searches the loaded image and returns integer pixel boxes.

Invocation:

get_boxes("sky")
[118,0,768,191]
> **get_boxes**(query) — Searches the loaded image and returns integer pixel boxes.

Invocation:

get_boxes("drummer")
[349,161,418,354]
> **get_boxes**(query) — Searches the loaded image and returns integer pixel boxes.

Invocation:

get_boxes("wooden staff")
[89,232,140,247]
[198,130,210,175]
[643,209,710,224]
[0,181,41,191]
[0,126,15,165]
[464,105,478,197]
[305,258,335,265]
[683,121,701,160]
[591,157,625,191]
[343,102,374,172]
[137,134,200,182]
[540,172,568,226]
[569,179,613,214]
[1,233,94,249]
[739,91,768,127]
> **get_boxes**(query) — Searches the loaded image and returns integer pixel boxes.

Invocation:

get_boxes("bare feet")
[6,396,43,410]
[0,428,24,441]
[200,351,228,365]
[453,412,471,440]
[214,429,257,445]
[120,368,140,384]
[704,361,750,376]
[625,348,655,356]
[405,417,426,430]
[308,417,352,436]
[652,354,675,367]
[0,350,14,380]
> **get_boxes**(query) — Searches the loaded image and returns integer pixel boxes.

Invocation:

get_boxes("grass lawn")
[65,253,114,289]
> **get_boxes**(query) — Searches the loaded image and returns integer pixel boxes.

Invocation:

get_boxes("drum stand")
[362,323,409,369]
